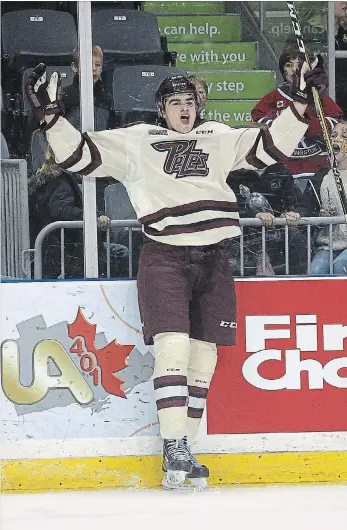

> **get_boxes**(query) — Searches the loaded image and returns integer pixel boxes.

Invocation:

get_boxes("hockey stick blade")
[287,1,347,215]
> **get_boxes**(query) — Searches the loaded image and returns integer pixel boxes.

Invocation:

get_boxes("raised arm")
[25,64,127,181]
[224,103,308,173]
[224,56,327,173]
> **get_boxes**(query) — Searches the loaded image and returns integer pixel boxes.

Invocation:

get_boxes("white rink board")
[1,279,346,460]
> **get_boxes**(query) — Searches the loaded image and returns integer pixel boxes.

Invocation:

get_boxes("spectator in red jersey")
[251,45,343,184]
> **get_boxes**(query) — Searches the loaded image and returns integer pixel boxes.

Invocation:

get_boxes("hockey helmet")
[155,76,198,117]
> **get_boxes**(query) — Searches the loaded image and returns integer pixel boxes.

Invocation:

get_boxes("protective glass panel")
[1,1,78,280]
[2,1,343,281]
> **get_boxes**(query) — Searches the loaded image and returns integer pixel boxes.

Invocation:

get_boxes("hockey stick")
[287,1,347,215]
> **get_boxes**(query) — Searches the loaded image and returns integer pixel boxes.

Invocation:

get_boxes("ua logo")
[152,139,209,178]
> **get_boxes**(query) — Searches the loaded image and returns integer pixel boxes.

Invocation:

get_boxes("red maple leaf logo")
[68,307,134,398]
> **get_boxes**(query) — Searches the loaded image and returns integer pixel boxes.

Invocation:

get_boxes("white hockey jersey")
[46,104,308,246]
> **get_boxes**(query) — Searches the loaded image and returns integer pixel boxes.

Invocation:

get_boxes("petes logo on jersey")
[152,140,209,178]
[277,101,284,108]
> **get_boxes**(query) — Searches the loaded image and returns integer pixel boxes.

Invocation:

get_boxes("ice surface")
[1,484,346,530]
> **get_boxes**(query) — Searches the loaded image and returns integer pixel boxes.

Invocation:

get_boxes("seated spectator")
[188,75,208,116]
[311,121,347,275]
[28,147,129,279]
[227,165,310,276]
[251,45,343,184]
[62,45,115,130]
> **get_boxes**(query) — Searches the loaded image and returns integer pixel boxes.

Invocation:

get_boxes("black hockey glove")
[291,54,328,105]
[25,63,65,128]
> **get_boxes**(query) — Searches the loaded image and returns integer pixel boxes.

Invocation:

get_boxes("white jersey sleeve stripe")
[56,133,102,176]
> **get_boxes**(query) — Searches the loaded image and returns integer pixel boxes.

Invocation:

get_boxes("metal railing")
[238,216,347,276]
[24,217,347,280]
[1,159,31,279]
[32,220,140,279]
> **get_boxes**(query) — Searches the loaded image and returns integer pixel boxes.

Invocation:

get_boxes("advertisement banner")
[208,278,347,435]
[196,70,276,100]
[145,2,225,15]
[0,281,159,441]
[200,100,254,127]
[173,42,257,70]
[156,14,241,43]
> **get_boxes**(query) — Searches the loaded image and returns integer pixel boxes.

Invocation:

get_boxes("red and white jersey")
[46,105,307,246]
[251,86,343,178]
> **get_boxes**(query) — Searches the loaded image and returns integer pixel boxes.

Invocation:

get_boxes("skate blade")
[187,478,208,491]
[162,470,187,489]
[162,472,208,492]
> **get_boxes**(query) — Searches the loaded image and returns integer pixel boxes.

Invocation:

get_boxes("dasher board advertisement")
[208,277,347,435]
[1,277,346,445]
[1,281,159,441]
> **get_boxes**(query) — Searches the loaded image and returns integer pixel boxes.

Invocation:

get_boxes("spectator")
[311,121,347,274]
[62,45,114,130]
[28,147,129,279]
[251,45,343,182]
[336,15,347,50]
[227,165,310,275]
[335,2,347,50]
[188,75,208,115]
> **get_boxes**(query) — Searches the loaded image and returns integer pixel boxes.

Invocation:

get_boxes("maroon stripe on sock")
[188,407,204,419]
[188,386,208,399]
[156,396,188,410]
[154,375,187,390]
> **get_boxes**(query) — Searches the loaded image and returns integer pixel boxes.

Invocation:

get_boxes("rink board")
[2,452,347,492]
[1,277,347,491]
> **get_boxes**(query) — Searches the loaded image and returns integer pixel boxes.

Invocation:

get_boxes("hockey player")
[25,60,325,490]
[252,45,343,180]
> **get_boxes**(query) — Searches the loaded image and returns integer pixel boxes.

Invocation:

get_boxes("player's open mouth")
[332,143,341,154]
[180,114,189,124]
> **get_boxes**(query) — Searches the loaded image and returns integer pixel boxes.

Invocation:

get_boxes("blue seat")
[112,64,187,124]
[2,9,77,68]
[92,9,165,66]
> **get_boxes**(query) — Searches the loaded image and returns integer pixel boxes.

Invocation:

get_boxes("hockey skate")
[186,453,209,491]
[162,438,208,491]
[162,438,193,490]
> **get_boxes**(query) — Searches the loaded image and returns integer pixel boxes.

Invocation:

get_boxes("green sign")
[157,15,241,43]
[264,16,325,43]
[201,100,256,126]
[195,71,276,100]
[173,42,257,70]
[145,1,225,14]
